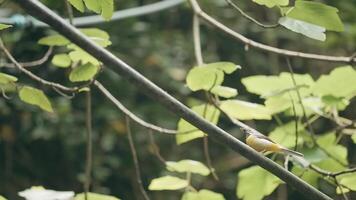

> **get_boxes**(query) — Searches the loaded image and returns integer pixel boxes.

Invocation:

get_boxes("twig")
[188,0,356,63]
[288,92,299,152]
[84,90,93,200]
[148,130,166,164]
[310,165,356,177]
[334,178,349,200]
[1,47,53,68]
[193,14,203,66]
[64,0,73,24]
[94,81,177,135]
[225,0,279,28]
[125,116,150,200]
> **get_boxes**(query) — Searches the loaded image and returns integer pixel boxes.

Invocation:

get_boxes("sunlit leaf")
[75,192,120,200]
[264,96,291,114]
[352,134,356,144]
[80,28,111,47]
[68,0,85,12]
[268,121,306,148]
[83,0,101,13]
[237,166,282,200]
[0,24,12,31]
[251,0,288,8]
[182,189,225,200]
[220,100,271,120]
[210,86,238,98]
[292,167,321,187]
[101,0,114,20]
[69,63,99,82]
[322,95,349,111]
[279,17,326,41]
[52,54,71,68]
[149,176,188,191]
[68,48,100,65]
[337,173,356,192]
[176,104,220,145]
[286,1,344,31]
[312,66,356,98]
[166,160,210,176]
[38,35,70,46]
[19,86,53,113]
[0,195,7,200]
[0,72,17,84]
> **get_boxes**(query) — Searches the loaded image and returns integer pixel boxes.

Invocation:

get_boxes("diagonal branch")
[15,1,332,199]
[1,47,53,68]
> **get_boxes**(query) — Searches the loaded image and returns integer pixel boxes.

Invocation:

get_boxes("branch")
[94,81,177,135]
[15,1,332,199]
[125,116,151,200]
[188,0,356,63]
[1,47,53,68]
[225,0,279,28]
[84,90,93,200]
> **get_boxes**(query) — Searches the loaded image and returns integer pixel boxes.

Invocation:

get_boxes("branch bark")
[14,1,332,199]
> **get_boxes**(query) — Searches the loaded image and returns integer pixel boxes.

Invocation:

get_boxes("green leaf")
[237,166,282,200]
[312,66,356,98]
[0,72,17,84]
[337,173,356,192]
[38,35,70,46]
[278,17,326,41]
[182,190,225,200]
[166,160,210,176]
[80,28,111,47]
[74,192,120,200]
[220,100,271,120]
[68,48,100,65]
[292,167,321,187]
[352,134,356,144]
[69,63,99,82]
[264,96,291,114]
[83,0,101,13]
[210,86,238,98]
[242,72,314,98]
[302,147,328,164]
[101,0,114,20]
[0,195,7,200]
[176,104,220,145]
[322,95,349,111]
[149,176,188,191]
[268,121,306,148]
[19,86,53,113]
[286,1,344,32]
[68,0,85,12]
[251,0,288,8]
[51,54,71,68]
[186,62,239,91]
[0,24,12,31]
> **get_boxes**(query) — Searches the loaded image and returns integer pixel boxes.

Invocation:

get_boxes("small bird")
[240,127,303,157]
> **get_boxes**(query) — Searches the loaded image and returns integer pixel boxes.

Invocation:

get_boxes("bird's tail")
[280,148,304,157]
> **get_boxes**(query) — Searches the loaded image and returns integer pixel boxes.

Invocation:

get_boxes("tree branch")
[0,47,53,68]
[15,1,332,199]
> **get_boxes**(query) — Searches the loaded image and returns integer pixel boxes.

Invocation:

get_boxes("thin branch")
[188,0,356,63]
[17,1,333,199]
[84,90,93,200]
[1,47,53,68]
[64,0,73,24]
[193,14,203,66]
[334,178,349,200]
[225,0,279,28]
[0,39,77,93]
[148,130,166,164]
[94,81,177,135]
[288,92,299,152]
[125,116,151,200]
[310,165,356,177]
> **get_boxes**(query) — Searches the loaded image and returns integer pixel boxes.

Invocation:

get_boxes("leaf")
[166,160,210,176]
[337,173,356,192]
[68,0,85,12]
[278,17,326,41]
[237,166,282,200]
[268,121,306,148]
[286,1,344,32]
[241,72,314,98]
[19,86,53,112]
[75,192,120,200]
[322,95,349,111]
[69,63,99,82]
[101,0,114,20]
[0,72,17,84]
[148,176,188,191]
[79,28,111,47]
[292,167,321,187]
[176,104,220,145]
[210,86,238,98]
[182,189,225,200]
[51,54,71,68]
[0,195,7,200]
[312,66,356,98]
[0,24,12,31]
[186,62,239,91]
[352,134,356,144]
[38,35,70,46]
[264,96,291,114]
[68,48,100,65]
[83,0,101,13]
[220,100,271,120]
[251,0,288,8]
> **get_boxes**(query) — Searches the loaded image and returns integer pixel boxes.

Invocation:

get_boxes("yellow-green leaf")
[182,189,225,200]
[268,121,306,148]
[220,100,271,120]
[166,160,210,176]
[69,63,99,82]
[38,35,70,46]
[252,0,288,8]
[337,173,356,192]
[75,192,120,200]
[68,0,85,12]
[0,24,12,31]
[149,176,188,191]
[237,166,282,200]
[83,0,101,13]
[210,86,238,98]
[19,86,53,112]
[68,48,100,65]
[0,195,7,200]
[101,0,114,20]
[52,54,71,68]
[0,72,17,84]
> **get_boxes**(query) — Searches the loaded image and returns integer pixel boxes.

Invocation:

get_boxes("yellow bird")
[240,127,303,157]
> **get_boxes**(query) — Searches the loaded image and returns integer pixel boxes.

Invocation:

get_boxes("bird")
[240,127,304,157]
